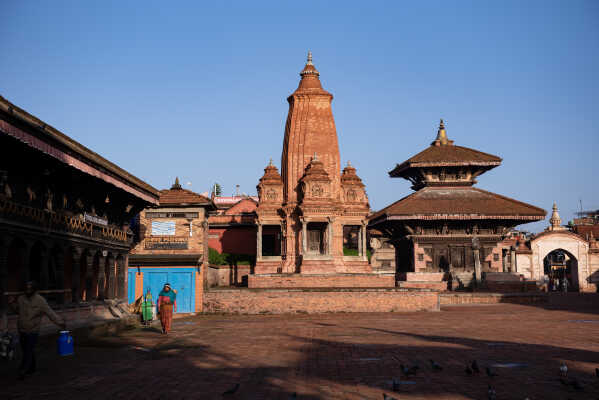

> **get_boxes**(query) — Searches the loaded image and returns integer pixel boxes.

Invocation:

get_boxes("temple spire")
[171,177,182,190]
[306,51,313,65]
[549,202,562,230]
[435,119,449,145]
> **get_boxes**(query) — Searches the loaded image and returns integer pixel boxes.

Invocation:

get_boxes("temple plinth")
[251,53,378,287]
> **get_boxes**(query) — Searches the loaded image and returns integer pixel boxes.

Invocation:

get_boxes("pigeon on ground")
[407,365,419,375]
[430,359,443,371]
[400,364,410,375]
[383,394,399,400]
[222,383,240,395]
[560,362,568,377]
[487,385,496,400]
[472,360,480,374]
[486,367,498,377]
[465,364,473,375]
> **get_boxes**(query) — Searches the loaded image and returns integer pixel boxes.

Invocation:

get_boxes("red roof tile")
[369,187,546,223]
[159,188,211,206]
[390,144,502,176]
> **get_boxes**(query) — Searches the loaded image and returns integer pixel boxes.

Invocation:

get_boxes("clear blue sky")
[2,1,598,232]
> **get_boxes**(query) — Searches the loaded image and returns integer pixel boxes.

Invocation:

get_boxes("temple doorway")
[307,222,328,255]
[543,249,578,291]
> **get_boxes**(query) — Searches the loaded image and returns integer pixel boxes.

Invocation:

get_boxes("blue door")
[170,271,193,313]
[138,268,195,314]
[143,271,168,310]
[127,270,136,303]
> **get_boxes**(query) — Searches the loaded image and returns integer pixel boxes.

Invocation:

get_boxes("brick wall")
[204,288,440,314]
[248,273,396,288]
[208,226,256,254]
[439,292,548,305]
[195,270,203,312]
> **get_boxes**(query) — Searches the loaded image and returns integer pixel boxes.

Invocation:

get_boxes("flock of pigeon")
[220,361,599,399]
[381,360,599,400]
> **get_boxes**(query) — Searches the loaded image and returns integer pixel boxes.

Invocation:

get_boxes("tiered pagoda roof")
[370,120,545,226]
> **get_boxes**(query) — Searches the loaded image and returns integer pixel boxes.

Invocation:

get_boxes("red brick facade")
[203,288,440,314]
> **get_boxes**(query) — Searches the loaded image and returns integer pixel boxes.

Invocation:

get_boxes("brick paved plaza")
[2,297,599,400]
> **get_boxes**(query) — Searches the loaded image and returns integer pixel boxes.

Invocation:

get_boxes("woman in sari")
[157,283,177,334]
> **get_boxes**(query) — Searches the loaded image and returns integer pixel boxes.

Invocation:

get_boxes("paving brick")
[1,299,599,399]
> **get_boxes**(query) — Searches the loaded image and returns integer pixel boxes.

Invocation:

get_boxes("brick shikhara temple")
[249,53,384,288]
[369,120,546,289]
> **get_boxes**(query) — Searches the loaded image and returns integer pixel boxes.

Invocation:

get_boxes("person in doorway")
[7,281,66,379]
[157,283,177,334]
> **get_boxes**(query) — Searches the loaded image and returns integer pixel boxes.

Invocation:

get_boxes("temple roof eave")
[389,161,502,177]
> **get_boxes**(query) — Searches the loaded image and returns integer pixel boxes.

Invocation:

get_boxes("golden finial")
[307,51,313,66]
[171,176,182,190]
[435,118,448,145]
[347,160,352,167]
[268,158,273,166]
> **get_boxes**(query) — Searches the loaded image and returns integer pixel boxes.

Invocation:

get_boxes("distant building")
[206,195,258,287]
[129,178,212,312]
[0,95,159,330]
[513,203,599,292]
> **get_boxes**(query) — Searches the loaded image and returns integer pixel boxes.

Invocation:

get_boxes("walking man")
[8,281,66,379]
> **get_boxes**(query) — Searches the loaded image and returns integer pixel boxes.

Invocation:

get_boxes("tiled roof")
[214,196,259,205]
[159,188,211,206]
[369,187,546,223]
[390,144,502,176]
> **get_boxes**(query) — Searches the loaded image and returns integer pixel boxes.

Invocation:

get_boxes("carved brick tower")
[254,53,371,279]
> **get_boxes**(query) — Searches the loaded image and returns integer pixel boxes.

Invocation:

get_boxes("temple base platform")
[204,287,440,314]
[248,272,396,288]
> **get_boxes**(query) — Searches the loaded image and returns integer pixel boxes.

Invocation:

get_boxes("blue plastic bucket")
[57,331,74,356]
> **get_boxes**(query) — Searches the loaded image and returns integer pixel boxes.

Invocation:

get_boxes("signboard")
[151,220,176,236]
[145,236,188,250]
[84,213,108,226]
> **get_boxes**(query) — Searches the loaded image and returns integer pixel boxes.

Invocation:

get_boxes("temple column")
[302,219,307,255]
[256,223,262,261]
[97,254,106,300]
[510,246,517,273]
[107,254,115,299]
[39,246,50,290]
[361,223,368,261]
[0,239,8,314]
[116,255,125,300]
[71,248,82,303]
[327,219,333,256]
[54,249,65,304]
[21,240,33,283]
[472,237,482,287]
[85,252,94,301]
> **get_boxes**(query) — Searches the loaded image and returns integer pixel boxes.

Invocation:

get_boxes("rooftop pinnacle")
[435,119,449,145]
[171,177,182,190]
[306,51,313,65]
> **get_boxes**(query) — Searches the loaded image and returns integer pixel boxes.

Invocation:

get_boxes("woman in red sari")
[157,283,177,334]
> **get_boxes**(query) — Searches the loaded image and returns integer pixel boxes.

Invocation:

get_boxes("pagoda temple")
[369,120,546,290]
[249,53,379,288]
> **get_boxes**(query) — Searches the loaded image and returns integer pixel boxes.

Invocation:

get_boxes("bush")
[343,247,373,262]
[208,247,255,266]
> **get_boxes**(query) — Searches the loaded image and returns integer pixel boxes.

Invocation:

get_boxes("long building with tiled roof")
[369,120,546,290]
